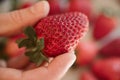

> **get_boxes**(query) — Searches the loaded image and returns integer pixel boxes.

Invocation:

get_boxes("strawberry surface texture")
[35,12,89,57]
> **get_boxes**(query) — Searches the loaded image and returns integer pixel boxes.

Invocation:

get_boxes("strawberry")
[18,12,89,65]
[81,71,98,80]
[92,58,120,80]
[48,0,61,15]
[93,14,116,40]
[75,41,98,66]
[100,38,120,57]
[68,0,92,21]
[35,12,89,57]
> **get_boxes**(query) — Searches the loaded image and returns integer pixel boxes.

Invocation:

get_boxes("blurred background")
[0,0,120,80]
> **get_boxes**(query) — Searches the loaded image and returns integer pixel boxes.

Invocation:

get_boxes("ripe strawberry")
[75,41,98,66]
[68,0,92,20]
[48,0,61,15]
[18,12,89,65]
[92,58,120,80]
[100,38,120,57]
[35,12,89,57]
[81,71,98,80]
[93,14,116,40]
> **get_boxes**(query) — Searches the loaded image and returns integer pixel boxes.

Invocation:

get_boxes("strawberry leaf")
[24,27,37,42]
[25,51,48,66]
[18,39,35,48]
[17,27,48,66]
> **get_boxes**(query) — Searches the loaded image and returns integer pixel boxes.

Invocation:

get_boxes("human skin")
[0,1,76,80]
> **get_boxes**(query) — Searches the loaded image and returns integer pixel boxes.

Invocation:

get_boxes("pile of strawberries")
[0,0,120,80]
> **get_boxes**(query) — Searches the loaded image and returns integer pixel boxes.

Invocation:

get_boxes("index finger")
[0,1,49,36]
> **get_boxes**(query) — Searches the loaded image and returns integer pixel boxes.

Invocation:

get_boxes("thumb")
[0,1,49,36]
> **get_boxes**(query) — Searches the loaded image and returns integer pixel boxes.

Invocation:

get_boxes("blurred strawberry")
[5,34,25,57]
[20,2,32,9]
[92,58,120,80]
[93,14,116,40]
[81,71,98,80]
[100,38,120,57]
[75,41,98,66]
[68,0,92,20]
[48,0,61,15]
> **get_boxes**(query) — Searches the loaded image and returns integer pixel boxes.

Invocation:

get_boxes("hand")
[0,1,76,80]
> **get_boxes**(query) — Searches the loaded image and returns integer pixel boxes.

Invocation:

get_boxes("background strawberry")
[75,41,98,66]
[100,38,120,57]
[48,0,61,15]
[93,14,117,40]
[80,71,98,80]
[92,58,120,80]
[68,0,92,21]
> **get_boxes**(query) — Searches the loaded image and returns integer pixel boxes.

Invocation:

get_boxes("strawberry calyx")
[17,27,48,66]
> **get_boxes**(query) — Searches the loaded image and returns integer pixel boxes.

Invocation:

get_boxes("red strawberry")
[75,41,98,66]
[93,14,116,40]
[68,0,92,20]
[81,71,98,80]
[92,58,120,80]
[35,12,89,57]
[100,38,120,57]
[48,0,61,15]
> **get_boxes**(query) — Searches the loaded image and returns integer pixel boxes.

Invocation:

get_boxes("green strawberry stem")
[17,27,48,66]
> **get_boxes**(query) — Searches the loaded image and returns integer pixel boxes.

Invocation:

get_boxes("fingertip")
[40,1,50,16]
[30,1,50,18]
[66,51,76,63]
